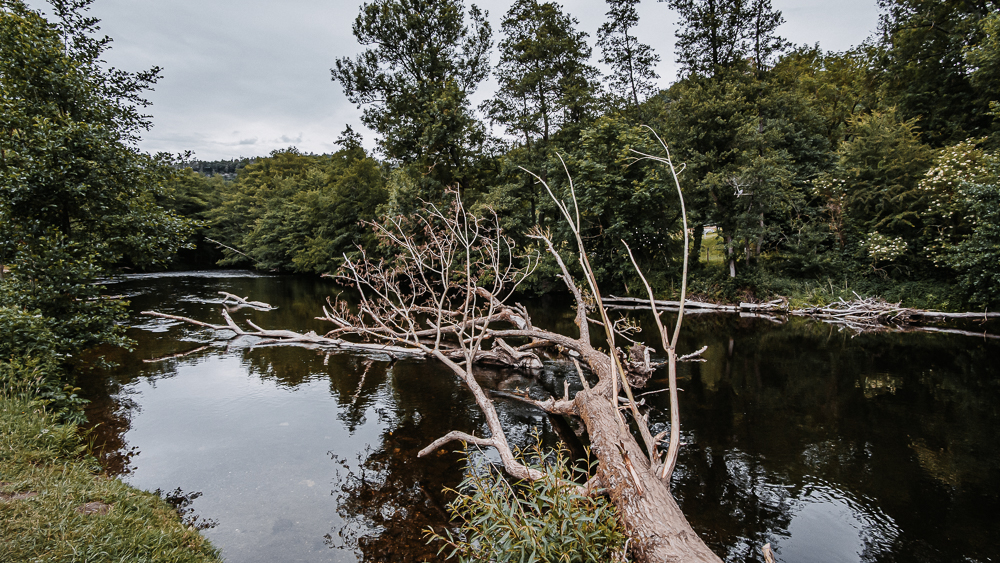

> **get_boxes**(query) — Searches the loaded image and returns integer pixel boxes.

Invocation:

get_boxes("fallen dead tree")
[791,295,1000,335]
[143,138,722,562]
[140,309,543,367]
[316,137,721,561]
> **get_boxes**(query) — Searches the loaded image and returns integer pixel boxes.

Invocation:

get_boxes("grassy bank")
[0,393,221,563]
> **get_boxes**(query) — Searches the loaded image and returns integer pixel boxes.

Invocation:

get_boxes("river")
[79,271,1000,563]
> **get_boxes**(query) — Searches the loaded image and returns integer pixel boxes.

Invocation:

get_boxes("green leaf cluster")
[207,145,388,273]
[428,442,627,563]
[1,0,192,409]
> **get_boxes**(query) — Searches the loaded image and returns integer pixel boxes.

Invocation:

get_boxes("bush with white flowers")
[864,232,908,263]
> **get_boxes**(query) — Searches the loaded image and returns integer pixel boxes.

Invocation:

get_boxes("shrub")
[428,442,628,563]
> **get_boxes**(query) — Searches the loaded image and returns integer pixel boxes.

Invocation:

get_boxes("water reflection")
[80,272,1000,563]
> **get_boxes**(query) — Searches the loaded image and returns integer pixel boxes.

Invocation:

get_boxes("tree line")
[168,0,1000,310]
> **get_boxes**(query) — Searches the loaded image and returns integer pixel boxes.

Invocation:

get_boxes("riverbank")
[0,393,221,563]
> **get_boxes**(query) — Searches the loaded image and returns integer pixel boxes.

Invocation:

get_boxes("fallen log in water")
[604,295,787,314]
[140,310,545,368]
[141,309,427,357]
[606,294,999,338]
[218,291,276,310]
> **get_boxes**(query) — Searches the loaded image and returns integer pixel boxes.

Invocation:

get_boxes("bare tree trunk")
[726,235,736,278]
[691,223,704,271]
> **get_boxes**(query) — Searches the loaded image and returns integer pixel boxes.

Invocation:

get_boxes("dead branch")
[790,295,1000,334]
[678,345,709,362]
[141,310,426,357]
[143,345,212,363]
[205,237,255,263]
[490,389,577,416]
[218,292,275,310]
[607,293,1000,338]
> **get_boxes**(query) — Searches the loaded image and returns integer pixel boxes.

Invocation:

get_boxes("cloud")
[25,0,879,160]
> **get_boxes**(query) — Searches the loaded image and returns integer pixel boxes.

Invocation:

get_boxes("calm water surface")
[81,271,1000,563]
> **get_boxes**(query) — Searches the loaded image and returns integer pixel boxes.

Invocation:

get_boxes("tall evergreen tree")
[484,0,599,147]
[747,0,789,71]
[597,0,661,110]
[331,0,491,193]
[668,0,787,77]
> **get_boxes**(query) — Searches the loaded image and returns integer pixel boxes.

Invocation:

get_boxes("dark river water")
[79,271,1000,563]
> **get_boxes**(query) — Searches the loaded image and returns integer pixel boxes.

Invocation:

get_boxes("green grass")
[698,231,726,266]
[0,394,222,563]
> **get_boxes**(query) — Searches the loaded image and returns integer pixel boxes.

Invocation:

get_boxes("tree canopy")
[331,0,491,194]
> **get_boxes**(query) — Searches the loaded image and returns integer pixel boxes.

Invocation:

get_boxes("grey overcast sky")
[27,0,881,160]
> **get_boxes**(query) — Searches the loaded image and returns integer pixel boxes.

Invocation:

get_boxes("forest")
[1,0,999,562]
[163,0,1000,311]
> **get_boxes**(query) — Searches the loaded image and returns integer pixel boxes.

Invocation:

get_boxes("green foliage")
[128,0,1000,308]
[428,442,627,563]
[485,0,599,146]
[0,1,191,409]
[0,306,82,419]
[656,65,821,278]
[668,0,789,77]
[770,45,883,147]
[553,116,683,291]
[596,0,660,112]
[917,142,1000,306]
[828,108,933,260]
[209,146,388,273]
[878,0,1000,146]
[332,0,490,194]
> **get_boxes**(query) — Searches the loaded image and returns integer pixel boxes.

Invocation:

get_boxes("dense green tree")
[964,11,1000,145]
[877,0,1000,146]
[939,154,1000,306]
[0,0,190,361]
[657,63,826,278]
[596,0,661,111]
[485,0,599,147]
[556,116,683,290]
[917,140,1000,303]
[331,0,491,195]
[668,0,788,77]
[209,145,387,274]
[157,168,226,267]
[482,0,599,231]
[770,46,884,147]
[815,108,933,274]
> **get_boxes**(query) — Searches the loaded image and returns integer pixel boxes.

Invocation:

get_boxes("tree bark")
[575,374,721,562]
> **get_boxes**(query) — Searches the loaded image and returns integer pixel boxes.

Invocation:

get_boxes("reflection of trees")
[324,359,578,562]
[657,317,1000,562]
[323,360,475,562]
[80,276,1000,562]
[79,329,187,475]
